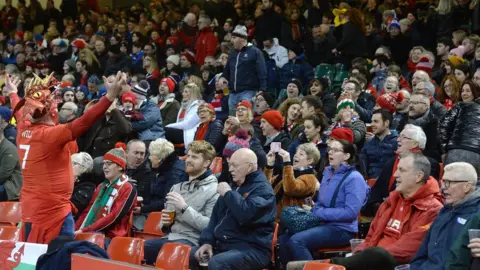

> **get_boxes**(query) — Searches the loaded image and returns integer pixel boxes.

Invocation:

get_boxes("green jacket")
[445,212,480,269]
[0,138,22,200]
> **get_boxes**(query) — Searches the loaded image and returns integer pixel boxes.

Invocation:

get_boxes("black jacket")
[319,91,337,120]
[126,161,155,207]
[194,119,224,156]
[304,32,337,66]
[141,153,187,214]
[255,8,285,48]
[438,101,480,155]
[336,22,367,58]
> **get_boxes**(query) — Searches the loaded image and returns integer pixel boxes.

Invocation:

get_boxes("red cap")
[236,100,252,110]
[329,128,354,144]
[198,103,216,115]
[122,91,136,104]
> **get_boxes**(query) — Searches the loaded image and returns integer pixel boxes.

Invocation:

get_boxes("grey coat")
[0,138,22,200]
[166,172,219,245]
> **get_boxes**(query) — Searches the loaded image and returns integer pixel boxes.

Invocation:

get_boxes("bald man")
[190,148,276,270]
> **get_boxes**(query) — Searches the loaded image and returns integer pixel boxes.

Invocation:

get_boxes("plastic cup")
[469,229,480,240]
[394,264,410,270]
[136,197,143,207]
[349,239,364,253]
[199,253,209,269]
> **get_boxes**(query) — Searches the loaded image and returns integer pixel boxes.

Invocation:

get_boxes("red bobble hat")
[160,77,176,93]
[236,100,252,110]
[329,127,354,144]
[376,92,404,114]
[181,50,195,64]
[71,39,87,49]
[122,91,136,104]
[103,148,127,170]
[261,110,284,131]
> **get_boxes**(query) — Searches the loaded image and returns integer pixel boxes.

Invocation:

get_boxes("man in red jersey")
[4,72,126,244]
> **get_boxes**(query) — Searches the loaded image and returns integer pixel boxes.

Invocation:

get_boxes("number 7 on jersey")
[19,144,31,169]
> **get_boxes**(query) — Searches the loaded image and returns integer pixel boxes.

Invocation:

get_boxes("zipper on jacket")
[213,186,240,238]
[234,52,240,91]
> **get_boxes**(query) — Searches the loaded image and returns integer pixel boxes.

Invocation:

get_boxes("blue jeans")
[24,212,75,241]
[277,224,355,265]
[189,244,270,270]
[144,238,195,265]
[228,90,257,116]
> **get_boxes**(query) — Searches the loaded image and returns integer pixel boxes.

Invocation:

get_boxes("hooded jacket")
[313,164,369,233]
[438,101,480,155]
[199,170,276,254]
[166,171,219,246]
[223,44,268,93]
[264,38,289,68]
[0,138,22,200]
[355,177,443,264]
[360,133,398,179]
[132,100,166,141]
[411,189,480,270]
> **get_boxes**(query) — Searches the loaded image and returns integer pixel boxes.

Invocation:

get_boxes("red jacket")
[178,23,197,49]
[194,27,218,66]
[75,178,137,239]
[356,177,443,264]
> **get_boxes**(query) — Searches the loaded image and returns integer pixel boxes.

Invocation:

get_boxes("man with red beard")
[4,72,126,244]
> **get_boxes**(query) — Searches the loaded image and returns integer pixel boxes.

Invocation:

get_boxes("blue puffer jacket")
[199,170,276,253]
[276,56,314,93]
[313,164,369,233]
[411,190,480,270]
[223,44,267,92]
[132,100,166,141]
[360,133,398,179]
[141,152,188,213]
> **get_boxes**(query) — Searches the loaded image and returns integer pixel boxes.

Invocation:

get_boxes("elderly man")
[143,140,217,265]
[398,93,441,161]
[414,79,447,120]
[223,25,267,115]
[438,96,480,181]
[411,162,480,269]
[363,124,440,217]
[190,148,276,270]
[59,102,78,124]
[332,153,443,269]
[195,16,217,66]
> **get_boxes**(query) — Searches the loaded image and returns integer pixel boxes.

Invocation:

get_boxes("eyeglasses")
[327,147,343,153]
[410,101,427,106]
[398,134,413,141]
[442,179,470,188]
[236,107,248,112]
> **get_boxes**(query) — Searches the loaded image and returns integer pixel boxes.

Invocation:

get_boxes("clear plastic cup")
[349,239,365,253]
[395,265,410,270]
[469,229,480,240]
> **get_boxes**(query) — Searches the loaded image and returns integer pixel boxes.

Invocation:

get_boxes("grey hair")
[149,138,175,160]
[424,81,436,96]
[406,152,431,181]
[71,152,94,174]
[404,124,427,150]
[184,13,196,23]
[444,162,478,186]
[411,93,430,106]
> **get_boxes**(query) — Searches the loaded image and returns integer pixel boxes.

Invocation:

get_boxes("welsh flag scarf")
[80,175,129,229]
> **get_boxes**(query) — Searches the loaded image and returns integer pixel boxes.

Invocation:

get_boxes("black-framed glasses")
[442,179,469,188]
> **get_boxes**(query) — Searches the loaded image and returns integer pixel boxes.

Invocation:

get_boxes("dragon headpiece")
[13,73,61,121]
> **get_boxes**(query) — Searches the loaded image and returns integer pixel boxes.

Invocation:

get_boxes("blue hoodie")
[313,164,369,233]
[199,170,276,253]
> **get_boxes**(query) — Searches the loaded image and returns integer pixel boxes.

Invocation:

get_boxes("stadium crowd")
[2,0,480,269]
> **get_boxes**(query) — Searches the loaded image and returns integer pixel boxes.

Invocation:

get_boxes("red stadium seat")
[0,202,21,226]
[303,262,346,270]
[134,212,164,240]
[155,242,191,270]
[75,232,105,249]
[107,237,145,265]
[0,226,20,241]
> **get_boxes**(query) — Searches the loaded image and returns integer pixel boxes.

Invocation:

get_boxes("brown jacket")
[265,164,318,222]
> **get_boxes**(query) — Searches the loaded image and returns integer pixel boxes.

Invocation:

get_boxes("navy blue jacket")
[194,119,224,155]
[276,56,314,92]
[4,124,16,145]
[132,100,166,141]
[223,44,267,92]
[360,133,398,179]
[199,170,276,253]
[141,153,188,213]
[411,191,480,270]
[36,241,109,270]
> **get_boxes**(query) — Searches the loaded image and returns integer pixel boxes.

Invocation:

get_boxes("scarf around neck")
[408,109,431,127]
[80,174,129,229]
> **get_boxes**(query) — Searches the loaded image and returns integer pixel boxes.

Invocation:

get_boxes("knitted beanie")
[103,147,127,170]
[76,85,89,97]
[288,78,303,92]
[448,55,466,67]
[336,96,355,113]
[236,100,252,110]
[133,80,150,97]
[450,45,466,58]
[71,39,87,49]
[223,129,250,158]
[415,56,433,75]
[198,103,216,115]
[261,110,284,131]
[258,92,275,108]
[121,91,136,104]
[376,92,404,114]
[160,77,176,93]
[0,106,12,122]
[232,25,248,39]
[388,19,401,29]
[166,54,180,66]
[181,50,195,64]
[61,87,75,98]
[329,127,354,144]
